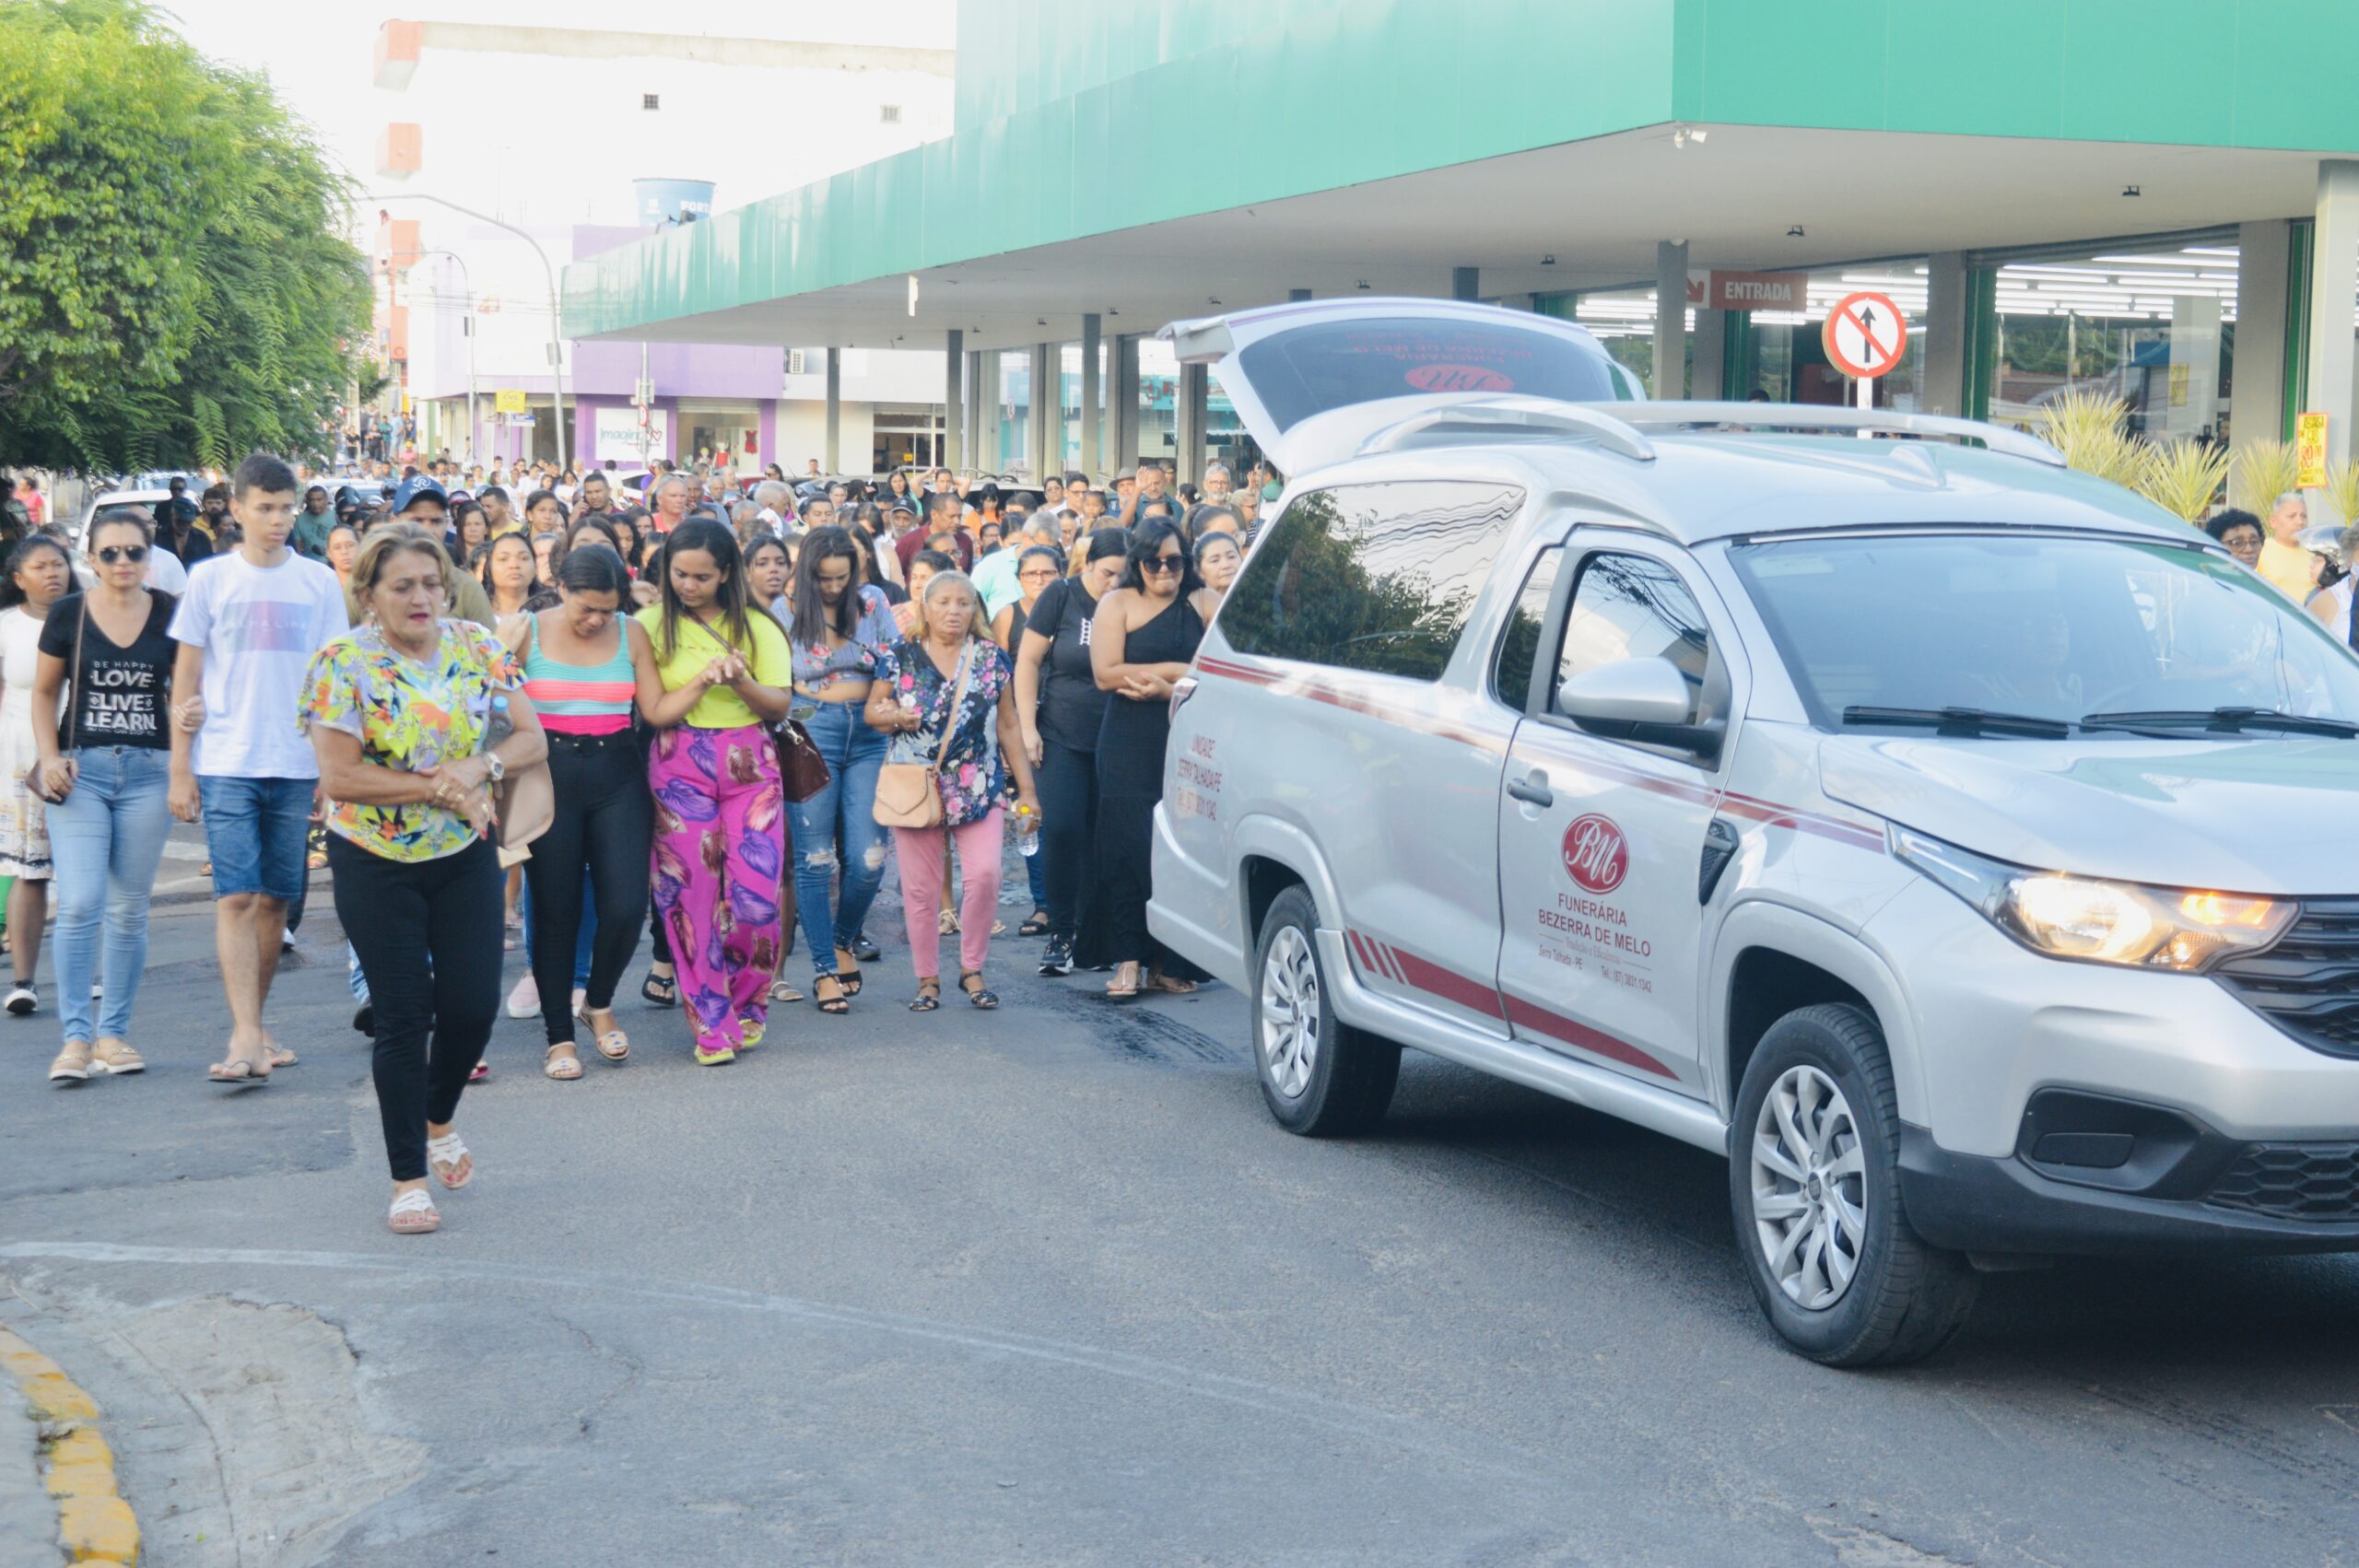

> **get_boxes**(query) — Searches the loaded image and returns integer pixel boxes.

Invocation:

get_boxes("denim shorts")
[198,775,313,902]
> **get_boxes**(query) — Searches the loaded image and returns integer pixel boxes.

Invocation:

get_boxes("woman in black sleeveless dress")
[1091,521,1212,999]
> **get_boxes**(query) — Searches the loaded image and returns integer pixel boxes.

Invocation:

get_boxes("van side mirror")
[1555,657,1724,761]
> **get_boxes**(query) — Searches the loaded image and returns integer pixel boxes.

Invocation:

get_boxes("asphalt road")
[5,869,2359,1565]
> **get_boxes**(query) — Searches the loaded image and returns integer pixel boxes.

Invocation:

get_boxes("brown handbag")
[872,647,971,831]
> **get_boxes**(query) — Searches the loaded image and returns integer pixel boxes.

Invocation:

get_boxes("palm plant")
[2034,390,2144,490]
[2231,439,2301,513]
[2137,439,2232,526]
[2326,461,2359,532]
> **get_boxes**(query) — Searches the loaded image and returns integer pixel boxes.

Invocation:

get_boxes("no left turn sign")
[1823,290,1906,380]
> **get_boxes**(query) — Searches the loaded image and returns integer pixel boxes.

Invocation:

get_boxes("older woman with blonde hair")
[863,568,1040,1011]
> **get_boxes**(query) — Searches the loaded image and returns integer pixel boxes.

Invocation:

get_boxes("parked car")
[1149,298,2359,1365]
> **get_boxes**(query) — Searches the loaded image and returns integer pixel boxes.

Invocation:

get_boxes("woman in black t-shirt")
[1013,528,1129,977]
[29,510,182,1084]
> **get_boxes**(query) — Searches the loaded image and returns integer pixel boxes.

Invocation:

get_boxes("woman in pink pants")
[864,570,1041,1010]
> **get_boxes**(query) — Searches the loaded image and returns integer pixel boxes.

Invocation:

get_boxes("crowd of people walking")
[15,449,1273,1237]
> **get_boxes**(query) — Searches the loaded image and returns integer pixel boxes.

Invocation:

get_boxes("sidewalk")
[0,1384,52,1567]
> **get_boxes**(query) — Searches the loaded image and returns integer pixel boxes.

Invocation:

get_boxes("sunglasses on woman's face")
[97,545,148,564]
[1142,555,1184,574]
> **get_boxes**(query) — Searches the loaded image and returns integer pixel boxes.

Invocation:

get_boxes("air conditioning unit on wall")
[787,349,808,377]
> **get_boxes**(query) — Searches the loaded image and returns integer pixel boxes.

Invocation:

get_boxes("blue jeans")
[783,699,888,977]
[197,774,311,903]
[47,748,174,1044]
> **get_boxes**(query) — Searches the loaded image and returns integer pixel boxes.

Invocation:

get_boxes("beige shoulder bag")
[872,647,970,831]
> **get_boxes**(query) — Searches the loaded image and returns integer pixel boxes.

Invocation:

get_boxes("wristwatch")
[484,752,506,785]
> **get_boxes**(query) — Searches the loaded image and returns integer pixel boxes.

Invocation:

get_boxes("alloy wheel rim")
[1749,1064,1868,1310]
[1259,926,1320,1099]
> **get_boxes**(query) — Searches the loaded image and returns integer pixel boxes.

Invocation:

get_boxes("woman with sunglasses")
[1090,521,1211,1000]
[31,513,181,1083]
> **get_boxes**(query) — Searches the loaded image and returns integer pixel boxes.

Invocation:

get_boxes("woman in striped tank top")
[516,545,654,1077]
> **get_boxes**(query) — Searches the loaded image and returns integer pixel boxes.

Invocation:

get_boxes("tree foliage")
[0,0,369,472]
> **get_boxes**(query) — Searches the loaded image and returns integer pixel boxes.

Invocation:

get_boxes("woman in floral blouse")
[301,529,547,1235]
[863,569,1041,1011]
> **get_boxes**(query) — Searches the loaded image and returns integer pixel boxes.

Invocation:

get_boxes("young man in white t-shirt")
[168,452,350,1085]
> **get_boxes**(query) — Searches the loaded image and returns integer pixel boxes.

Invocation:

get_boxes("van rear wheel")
[1730,1003,1978,1366]
[1252,886,1399,1136]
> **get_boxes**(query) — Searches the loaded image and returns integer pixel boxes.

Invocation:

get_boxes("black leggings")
[330,835,503,1181]
[522,731,651,1044]
[1037,739,1098,944]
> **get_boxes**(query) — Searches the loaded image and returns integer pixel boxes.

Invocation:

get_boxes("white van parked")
[1149,299,2359,1365]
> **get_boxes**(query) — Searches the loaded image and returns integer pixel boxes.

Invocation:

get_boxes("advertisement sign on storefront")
[493,388,528,415]
[2296,411,2331,489]
[595,404,669,463]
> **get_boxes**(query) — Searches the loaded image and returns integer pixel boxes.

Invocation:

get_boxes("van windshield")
[1730,532,2359,734]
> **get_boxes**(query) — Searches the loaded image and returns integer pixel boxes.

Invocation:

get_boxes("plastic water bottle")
[1014,802,1040,856]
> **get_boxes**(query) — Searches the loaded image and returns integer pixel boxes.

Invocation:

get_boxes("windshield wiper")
[1841,705,2073,739]
[2078,706,2359,738]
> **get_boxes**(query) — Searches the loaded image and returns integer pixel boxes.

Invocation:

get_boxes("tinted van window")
[1235,321,1632,433]
[1222,482,1522,682]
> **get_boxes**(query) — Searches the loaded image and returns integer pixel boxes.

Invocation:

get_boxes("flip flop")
[207,1055,271,1088]
[426,1131,474,1190]
[389,1188,440,1235]
[267,1046,299,1068]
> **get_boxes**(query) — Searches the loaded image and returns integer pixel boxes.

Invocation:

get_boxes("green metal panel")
[569,0,2359,341]
[1964,268,1999,423]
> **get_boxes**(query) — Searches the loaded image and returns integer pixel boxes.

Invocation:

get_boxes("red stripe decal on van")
[1500,994,1678,1079]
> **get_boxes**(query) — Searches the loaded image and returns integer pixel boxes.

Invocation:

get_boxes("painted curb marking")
[0,1325,137,1566]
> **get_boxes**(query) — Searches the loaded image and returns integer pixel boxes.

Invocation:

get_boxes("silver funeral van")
[1148,298,2359,1365]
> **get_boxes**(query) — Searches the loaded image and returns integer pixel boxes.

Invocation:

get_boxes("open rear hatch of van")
[1160,298,1640,474]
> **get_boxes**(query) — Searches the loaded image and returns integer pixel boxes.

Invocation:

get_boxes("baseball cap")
[887,499,918,517]
[390,475,447,515]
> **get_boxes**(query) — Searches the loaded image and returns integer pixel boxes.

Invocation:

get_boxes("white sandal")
[425,1132,474,1190]
[388,1188,440,1235]
[577,1007,630,1062]
[544,1044,583,1081]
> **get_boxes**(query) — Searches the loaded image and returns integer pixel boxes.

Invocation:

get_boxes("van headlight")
[1890,828,2294,972]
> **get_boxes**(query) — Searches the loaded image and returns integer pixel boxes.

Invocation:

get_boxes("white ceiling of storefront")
[591,123,2334,351]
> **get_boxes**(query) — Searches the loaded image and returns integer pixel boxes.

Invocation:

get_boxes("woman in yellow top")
[299,529,548,1235]
[636,519,795,1065]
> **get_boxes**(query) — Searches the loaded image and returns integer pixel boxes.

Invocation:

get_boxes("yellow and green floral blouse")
[299,619,522,861]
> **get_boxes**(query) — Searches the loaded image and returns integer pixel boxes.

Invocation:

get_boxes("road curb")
[0,1325,137,1566]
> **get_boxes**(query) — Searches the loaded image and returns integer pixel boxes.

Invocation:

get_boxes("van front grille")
[2212,897,2359,1059]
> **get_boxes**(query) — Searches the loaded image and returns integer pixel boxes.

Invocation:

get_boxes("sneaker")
[88,1039,144,1075]
[1039,936,1074,977]
[48,1040,90,1083]
[6,982,35,1016]
[352,1002,374,1036]
[694,1042,737,1067]
[851,930,881,964]
[505,973,539,1019]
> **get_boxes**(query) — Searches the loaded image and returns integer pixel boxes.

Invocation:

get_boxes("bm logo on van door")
[1561,814,1630,894]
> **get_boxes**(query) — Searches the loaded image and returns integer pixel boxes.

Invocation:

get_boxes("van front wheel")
[1252,886,1400,1137]
[1730,1003,1978,1366]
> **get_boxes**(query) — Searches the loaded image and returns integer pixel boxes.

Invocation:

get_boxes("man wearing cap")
[153,477,211,568]
[386,476,497,628]
[291,484,336,561]
[1110,467,1140,526]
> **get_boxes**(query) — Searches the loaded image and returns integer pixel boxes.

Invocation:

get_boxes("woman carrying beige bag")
[863,569,1040,1012]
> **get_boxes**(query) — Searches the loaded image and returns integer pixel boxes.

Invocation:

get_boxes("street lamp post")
[387,248,476,466]
[374,192,569,471]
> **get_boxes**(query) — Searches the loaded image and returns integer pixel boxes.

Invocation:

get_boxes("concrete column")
[823,347,842,474]
[962,349,982,467]
[944,329,964,471]
[1027,343,1055,482]
[1178,363,1209,486]
[2165,294,2223,440]
[1112,333,1142,469]
[2236,219,2294,451]
[2306,159,2359,464]
[1452,266,1480,302]
[1288,287,1312,302]
[1652,240,1688,399]
[1079,312,1102,478]
[1692,308,1727,401]
[979,351,1004,471]
[1920,251,1970,417]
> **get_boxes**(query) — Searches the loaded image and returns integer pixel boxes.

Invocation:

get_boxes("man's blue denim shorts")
[198,775,312,903]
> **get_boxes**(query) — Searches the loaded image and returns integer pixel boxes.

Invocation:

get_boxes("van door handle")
[1506,773,1554,809]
